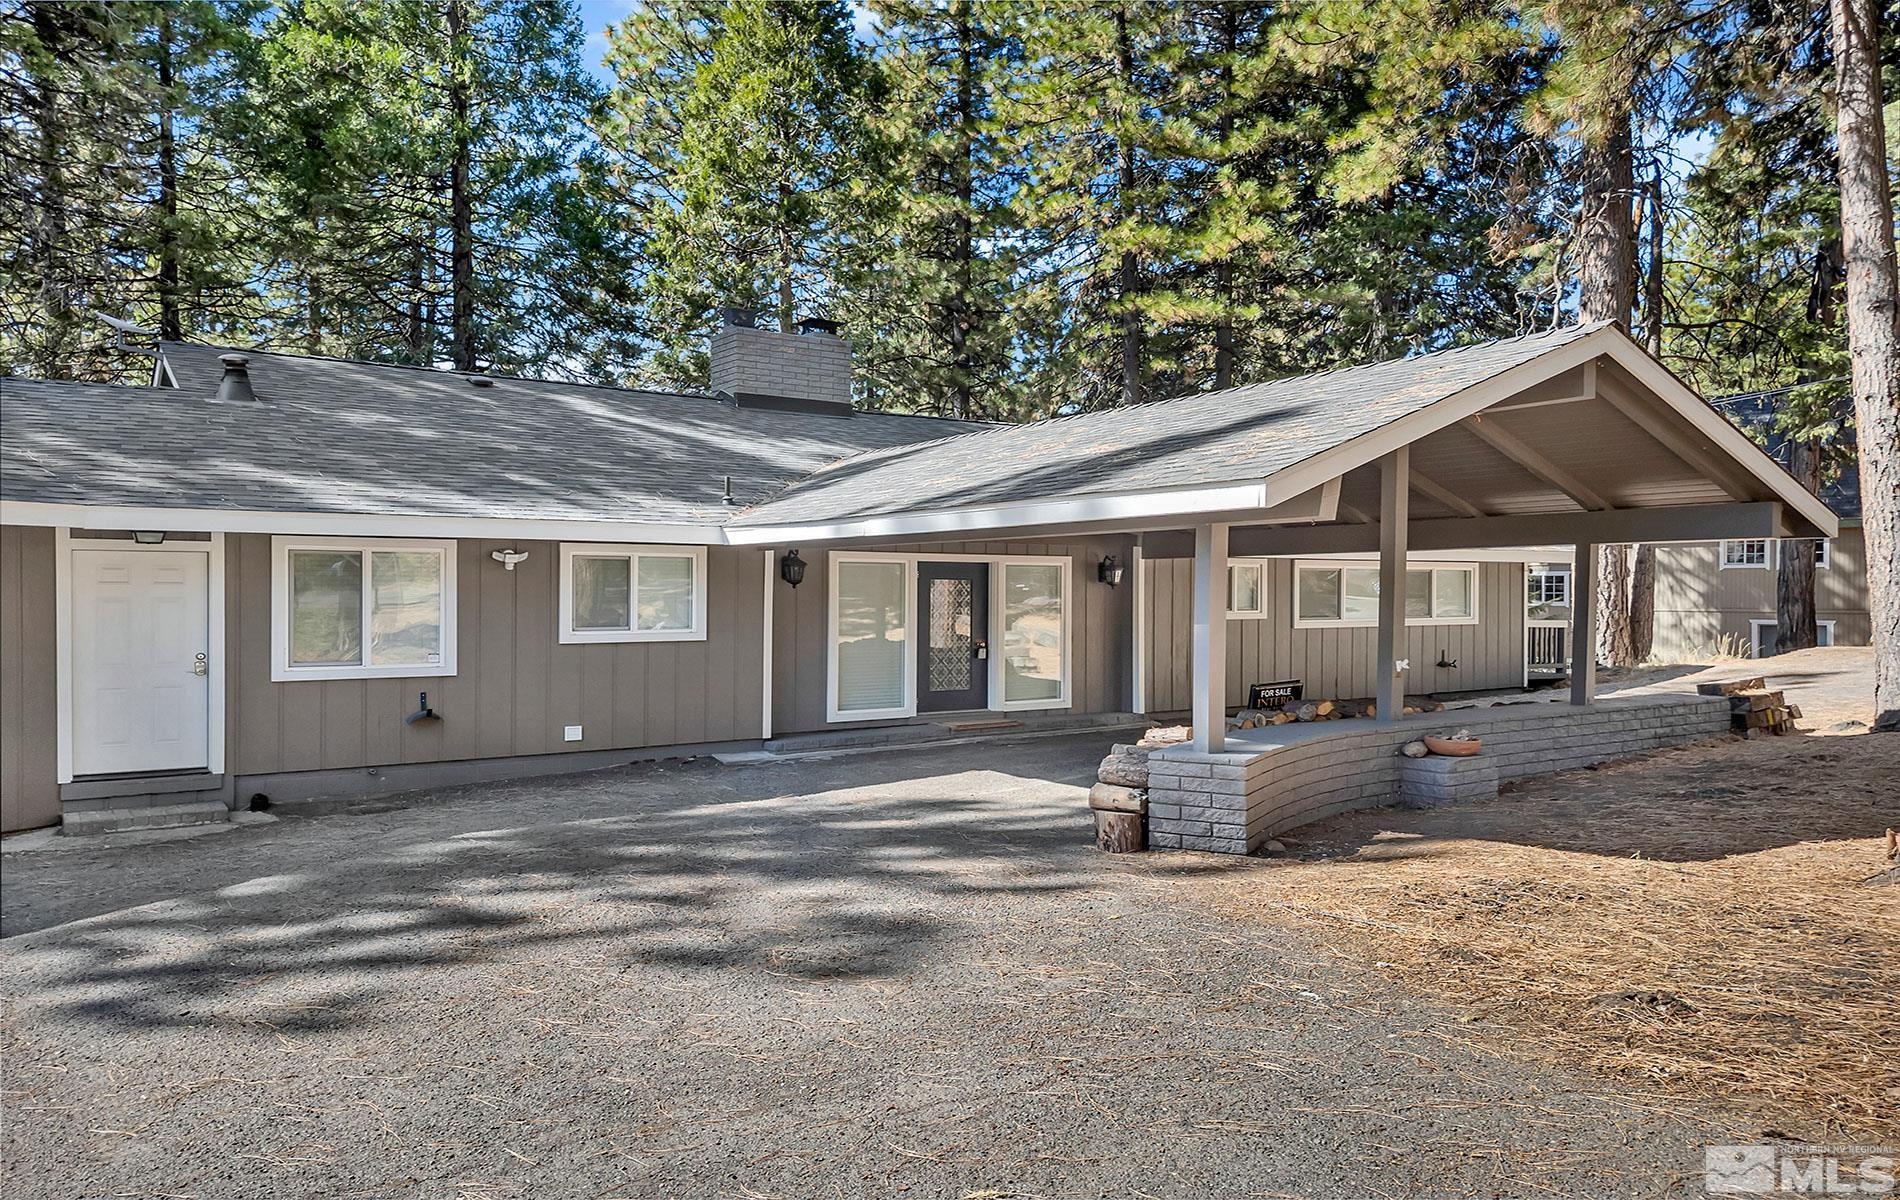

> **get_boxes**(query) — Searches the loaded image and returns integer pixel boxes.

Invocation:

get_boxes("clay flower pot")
[1423,735,1482,757]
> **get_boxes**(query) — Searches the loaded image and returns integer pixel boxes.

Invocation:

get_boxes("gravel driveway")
[2,732,1743,1198]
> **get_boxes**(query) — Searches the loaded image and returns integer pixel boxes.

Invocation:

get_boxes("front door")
[71,548,212,776]
[917,563,990,712]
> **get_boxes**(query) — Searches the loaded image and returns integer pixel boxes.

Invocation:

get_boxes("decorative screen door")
[915,563,990,712]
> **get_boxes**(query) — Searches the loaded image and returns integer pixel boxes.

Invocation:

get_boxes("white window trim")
[1226,560,1266,619]
[1291,559,1481,629]
[557,542,709,644]
[823,551,1075,723]
[995,556,1074,712]
[1526,568,1571,608]
[827,551,918,723]
[1811,539,1831,570]
[1751,617,1834,657]
[271,536,457,682]
[1720,539,1771,570]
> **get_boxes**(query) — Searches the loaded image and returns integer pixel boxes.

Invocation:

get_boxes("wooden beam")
[1219,501,1787,557]
[1570,541,1597,705]
[1336,500,1374,524]
[1375,450,1409,723]
[1593,372,1758,501]
[1190,522,1229,753]
[1486,393,1594,413]
[1408,468,1486,518]
[1464,412,1612,511]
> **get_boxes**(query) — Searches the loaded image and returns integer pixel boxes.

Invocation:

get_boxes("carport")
[727,322,1838,849]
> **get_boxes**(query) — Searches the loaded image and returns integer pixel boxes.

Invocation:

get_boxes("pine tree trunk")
[1625,166,1664,662]
[777,181,796,331]
[1577,113,1636,668]
[1780,237,1846,653]
[448,0,476,372]
[950,0,974,421]
[1777,437,1821,652]
[1115,5,1140,406]
[1211,5,1236,391]
[1827,0,1899,728]
[155,9,180,342]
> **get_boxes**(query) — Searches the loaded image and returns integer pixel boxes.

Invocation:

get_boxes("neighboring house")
[1649,398,1868,661]
[0,319,1836,835]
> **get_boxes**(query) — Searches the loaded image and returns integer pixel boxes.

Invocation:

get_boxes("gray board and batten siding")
[1138,557,1528,713]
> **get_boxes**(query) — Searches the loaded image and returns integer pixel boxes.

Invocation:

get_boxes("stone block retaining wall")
[1146,696,1731,854]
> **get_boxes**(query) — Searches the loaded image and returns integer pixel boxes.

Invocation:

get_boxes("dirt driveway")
[3,731,1761,1200]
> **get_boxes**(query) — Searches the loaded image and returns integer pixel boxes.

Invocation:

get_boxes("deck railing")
[1528,621,1569,675]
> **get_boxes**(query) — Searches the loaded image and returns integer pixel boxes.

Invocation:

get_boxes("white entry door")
[71,548,212,776]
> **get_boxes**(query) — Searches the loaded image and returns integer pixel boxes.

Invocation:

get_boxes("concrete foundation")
[1146,694,1731,854]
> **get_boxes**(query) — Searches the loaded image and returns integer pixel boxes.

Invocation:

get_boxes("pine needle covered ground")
[1197,711,1899,1143]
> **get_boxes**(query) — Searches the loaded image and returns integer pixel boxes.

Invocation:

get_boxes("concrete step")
[61,800,232,837]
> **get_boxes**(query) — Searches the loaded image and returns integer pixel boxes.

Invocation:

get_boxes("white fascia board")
[723,481,1271,545]
[0,500,725,545]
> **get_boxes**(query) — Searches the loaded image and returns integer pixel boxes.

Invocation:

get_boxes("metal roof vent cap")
[216,353,257,403]
[468,373,495,388]
[795,316,840,337]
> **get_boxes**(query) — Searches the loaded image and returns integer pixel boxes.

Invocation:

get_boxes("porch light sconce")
[132,530,166,545]
[490,548,529,571]
[779,549,807,588]
[1097,555,1124,587]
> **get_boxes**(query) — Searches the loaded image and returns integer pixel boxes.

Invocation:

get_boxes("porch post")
[1191,522,1229,753]
[1375,448,1409,723]
[1570,541,1597,705]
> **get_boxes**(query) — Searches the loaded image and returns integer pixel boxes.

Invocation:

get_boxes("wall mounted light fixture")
[490,549,530,571]
[1097,555,1124,587]
[780,549,807,588]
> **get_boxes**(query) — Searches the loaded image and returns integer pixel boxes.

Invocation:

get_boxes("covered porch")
[728,323,1838,851]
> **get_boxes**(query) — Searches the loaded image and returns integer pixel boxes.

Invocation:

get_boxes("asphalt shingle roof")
[730,323,1612,528]
[1,343,975,525]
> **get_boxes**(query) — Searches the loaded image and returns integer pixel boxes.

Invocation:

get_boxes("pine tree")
[856,0,1020,418]
[601,0,877,391]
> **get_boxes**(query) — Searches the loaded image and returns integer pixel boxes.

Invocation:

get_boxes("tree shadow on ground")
[3,735,1145,1033]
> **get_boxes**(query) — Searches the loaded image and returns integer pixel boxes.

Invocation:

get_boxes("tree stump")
[1095,808,1145,853]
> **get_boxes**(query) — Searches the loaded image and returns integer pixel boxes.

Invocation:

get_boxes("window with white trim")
[1000,560,1069,706]
[831,556,911,718]
[1293,561,1479,627]
[1527,569,1570,608]
[1810,539,1831,569]
[1227,562,1264,617]
[273,537,455,681]
[558,544,707,643]
[1721,539,1771,569]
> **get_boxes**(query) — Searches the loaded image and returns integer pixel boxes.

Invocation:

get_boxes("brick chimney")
[709,310,853,416]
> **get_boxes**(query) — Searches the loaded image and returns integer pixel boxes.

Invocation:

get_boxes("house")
[0,318,1838,843]
[1648,400,1868,660]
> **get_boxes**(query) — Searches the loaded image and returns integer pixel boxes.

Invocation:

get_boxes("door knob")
[192,652,209,676]
[973,640,989,660]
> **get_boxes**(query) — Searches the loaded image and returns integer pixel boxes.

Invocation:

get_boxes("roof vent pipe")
[216,353,257,403]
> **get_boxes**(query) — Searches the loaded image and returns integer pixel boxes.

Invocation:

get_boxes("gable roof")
[1,343,974,531]
[730,324,1611,530]
[725,321,1837,542]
